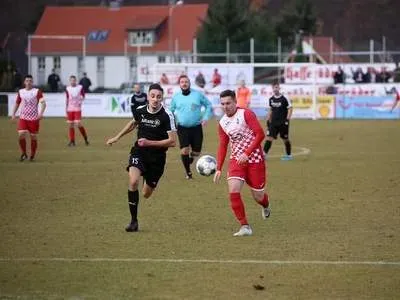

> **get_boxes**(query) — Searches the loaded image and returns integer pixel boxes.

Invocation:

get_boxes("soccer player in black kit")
[106,83,177,232]
[263,81,293,161]
[130,83,148,116]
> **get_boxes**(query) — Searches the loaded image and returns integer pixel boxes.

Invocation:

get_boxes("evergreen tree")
[196,0,252,62]
[275,0,317,52]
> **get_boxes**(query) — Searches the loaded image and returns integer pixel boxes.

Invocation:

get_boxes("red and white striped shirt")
[16,88,43,121]
[217,108,265,170]
[66,85,85,112]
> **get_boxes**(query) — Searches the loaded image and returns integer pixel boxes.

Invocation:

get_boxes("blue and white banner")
[335,96,400,119]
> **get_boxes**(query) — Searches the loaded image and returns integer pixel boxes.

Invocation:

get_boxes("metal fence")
[165,38,400,64]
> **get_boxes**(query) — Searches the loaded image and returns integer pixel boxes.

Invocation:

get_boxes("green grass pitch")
[0,117,399,299]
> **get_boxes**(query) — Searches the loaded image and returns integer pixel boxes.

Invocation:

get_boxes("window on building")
[87,30,109,42]
[97,57,105,72]
[129,57,137,68]
[78,57,85,76]
[38,57,45,70]
[53,56,61,69]
[158,56,166,63]
[129,31,154,46]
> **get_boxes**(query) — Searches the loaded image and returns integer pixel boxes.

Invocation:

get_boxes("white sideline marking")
[1,147,312,158]
[0,257,399,266]
[267,146,311,158]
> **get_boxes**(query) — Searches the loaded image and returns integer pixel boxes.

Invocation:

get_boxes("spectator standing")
[195,71,206,88]
[47,69,60,92]
[79,72,92,93]
[333,66,345,84]
[211,68,222,88]
[351,67,364,83]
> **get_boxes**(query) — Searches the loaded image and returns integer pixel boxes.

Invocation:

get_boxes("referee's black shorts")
[267,122,290,139]
[177,124,203,152]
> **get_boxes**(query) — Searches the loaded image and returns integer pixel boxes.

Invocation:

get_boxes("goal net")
[27,35,86,78]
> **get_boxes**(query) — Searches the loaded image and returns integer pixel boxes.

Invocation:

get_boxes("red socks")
[31,139,37,158]
[69,126,88,142]
[229,193,248,225]
[229,193,269,225]
[78,126,87,140]
[19,136,38,158]
[69,127,75,142]
[19,137,26,154]
[258,193,269,208]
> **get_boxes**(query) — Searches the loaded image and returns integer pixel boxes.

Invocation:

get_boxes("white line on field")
[267,146,311,158]
[1,147,312,158]
[0,257,399,266]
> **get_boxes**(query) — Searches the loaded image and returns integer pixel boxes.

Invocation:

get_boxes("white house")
[29,4,208,89]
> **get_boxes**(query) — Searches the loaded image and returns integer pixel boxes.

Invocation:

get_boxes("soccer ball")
[196,155,217,177]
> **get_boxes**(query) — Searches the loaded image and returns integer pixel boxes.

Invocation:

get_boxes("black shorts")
[267,122,290,139]
[177,124,203,152]
[126,147,166,188]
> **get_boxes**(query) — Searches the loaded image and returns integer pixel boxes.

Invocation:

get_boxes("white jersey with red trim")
[16,88,43,121]
[66,85,84,112]
[219,108,264,164]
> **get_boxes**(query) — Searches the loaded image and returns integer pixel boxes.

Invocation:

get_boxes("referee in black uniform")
[107,83,177,232]
[263,81,293,161]
[130,83,148,116]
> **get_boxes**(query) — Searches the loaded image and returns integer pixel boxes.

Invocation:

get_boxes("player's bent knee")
[128,180,139,191]
[128,174,140,190]
[227,178,244,193]
[251,190,265,202]
[142,190,152,199]
[142,185,154,198]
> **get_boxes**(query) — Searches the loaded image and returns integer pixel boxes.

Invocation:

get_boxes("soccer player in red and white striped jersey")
[213,89,270,237]
[11,75,46,161]
[66,75,89,146]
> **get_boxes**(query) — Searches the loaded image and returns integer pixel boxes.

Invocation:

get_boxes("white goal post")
[27,35,86,75]
[151,62,319,120]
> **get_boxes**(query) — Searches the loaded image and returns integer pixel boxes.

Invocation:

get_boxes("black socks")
[128,190,139,222]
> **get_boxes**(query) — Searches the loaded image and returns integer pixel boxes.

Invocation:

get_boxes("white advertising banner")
[161,84,333,119]
[7,93,134,118]
[284,63,396,84]
[149,64,254,88]
[6,83,398,119]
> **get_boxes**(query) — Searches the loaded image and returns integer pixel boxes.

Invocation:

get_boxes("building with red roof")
[30,4,208,88]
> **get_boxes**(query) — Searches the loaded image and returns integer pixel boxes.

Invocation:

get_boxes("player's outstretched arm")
[11,92,22,120]
[38,98,46,119]
[11,103,20,120]
[106,120,136,145]
[287,107,293,121]
[286,97,293,121]
[65,91,69,113]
